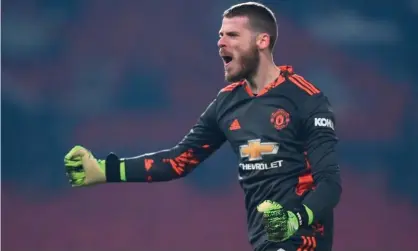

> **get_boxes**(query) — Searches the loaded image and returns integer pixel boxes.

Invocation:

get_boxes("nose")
[217,37,226,48]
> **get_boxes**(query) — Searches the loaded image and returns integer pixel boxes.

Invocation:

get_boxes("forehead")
[220,16,251,32]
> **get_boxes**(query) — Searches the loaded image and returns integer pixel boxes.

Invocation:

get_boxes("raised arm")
[104,98,227,183]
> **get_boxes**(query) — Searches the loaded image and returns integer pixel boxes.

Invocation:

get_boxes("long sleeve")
[300,93,342,220]
[105,98,226,182]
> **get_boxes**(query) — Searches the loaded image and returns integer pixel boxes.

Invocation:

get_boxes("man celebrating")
[65,2,342,251]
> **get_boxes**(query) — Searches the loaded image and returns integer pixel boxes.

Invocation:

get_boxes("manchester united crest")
[271,109,290,130]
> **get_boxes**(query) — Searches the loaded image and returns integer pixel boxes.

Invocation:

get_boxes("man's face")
[218,16,260,83]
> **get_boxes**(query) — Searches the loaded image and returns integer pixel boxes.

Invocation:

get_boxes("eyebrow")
[219,31,240,36]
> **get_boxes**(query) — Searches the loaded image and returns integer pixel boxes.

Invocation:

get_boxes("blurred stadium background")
[2,0,418,250]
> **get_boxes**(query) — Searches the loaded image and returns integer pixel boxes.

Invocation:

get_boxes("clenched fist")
[64,145,106,187]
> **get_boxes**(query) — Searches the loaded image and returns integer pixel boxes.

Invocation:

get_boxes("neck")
[247,56,280,94]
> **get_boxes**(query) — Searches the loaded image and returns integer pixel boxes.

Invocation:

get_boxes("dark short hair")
[223,2,278,51]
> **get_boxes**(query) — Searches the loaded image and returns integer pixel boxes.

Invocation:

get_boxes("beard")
[225,45,260,83]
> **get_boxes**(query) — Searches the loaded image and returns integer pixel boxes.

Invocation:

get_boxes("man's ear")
[256,33,271,50]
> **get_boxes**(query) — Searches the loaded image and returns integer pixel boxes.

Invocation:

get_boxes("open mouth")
[222,56,233,66]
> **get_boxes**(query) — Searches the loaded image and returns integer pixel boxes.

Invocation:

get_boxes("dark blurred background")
[2,0,418,250]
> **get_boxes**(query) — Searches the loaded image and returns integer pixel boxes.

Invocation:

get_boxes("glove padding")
[64,145,106,187]
[257,200,312,242]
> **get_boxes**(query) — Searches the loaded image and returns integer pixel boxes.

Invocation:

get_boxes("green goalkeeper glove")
[257,200,314,242]
[64,145,107,187]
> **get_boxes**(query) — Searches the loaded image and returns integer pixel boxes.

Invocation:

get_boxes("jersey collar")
[242,65,292,97]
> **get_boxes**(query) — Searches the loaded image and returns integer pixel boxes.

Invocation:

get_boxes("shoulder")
[280,66,321,96]
[218,80,245,94]
[279,65,330,106]
[215,80,245,105]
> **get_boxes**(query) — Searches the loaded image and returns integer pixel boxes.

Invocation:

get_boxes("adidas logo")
[229,119,241,131]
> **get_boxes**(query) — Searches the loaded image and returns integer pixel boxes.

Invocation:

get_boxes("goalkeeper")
[65,2,342,251]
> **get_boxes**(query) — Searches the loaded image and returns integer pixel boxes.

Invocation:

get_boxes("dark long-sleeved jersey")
[111,65,342,251]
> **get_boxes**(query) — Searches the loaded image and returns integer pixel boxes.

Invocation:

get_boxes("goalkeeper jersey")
[110,65,342,251]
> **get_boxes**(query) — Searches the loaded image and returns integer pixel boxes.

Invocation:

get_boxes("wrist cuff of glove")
[303,205,314,225]
[294,205,314,227]
[105,153,126,182]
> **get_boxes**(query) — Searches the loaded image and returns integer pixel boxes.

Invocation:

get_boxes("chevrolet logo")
[239,139,279,161]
